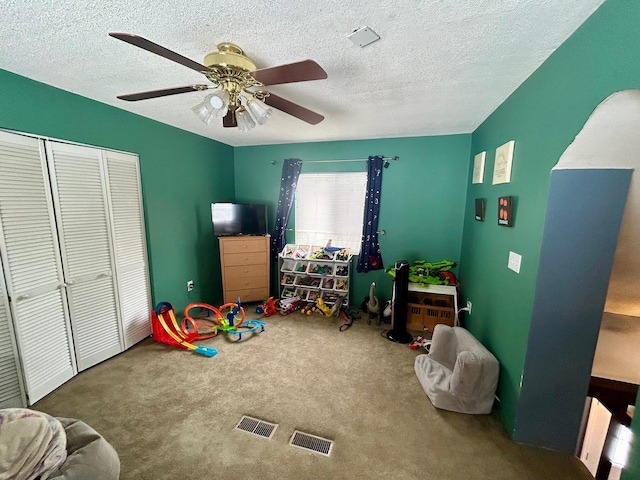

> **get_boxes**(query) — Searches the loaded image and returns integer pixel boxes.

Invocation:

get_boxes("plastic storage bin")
[307,262,334,276]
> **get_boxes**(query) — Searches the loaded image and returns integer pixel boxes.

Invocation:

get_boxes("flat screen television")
[211,203,268,236]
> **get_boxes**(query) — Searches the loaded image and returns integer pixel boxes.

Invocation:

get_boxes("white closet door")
[103,150,151,348]
[47,142,123,371]
[0,131,75,404]
[0,255,26,408]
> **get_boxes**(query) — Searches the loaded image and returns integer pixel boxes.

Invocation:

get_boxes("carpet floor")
[34,311,593,479]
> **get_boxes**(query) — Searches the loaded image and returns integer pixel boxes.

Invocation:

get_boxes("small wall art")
[492,140,515,185]
[498,196,514,227]
[472,151,486,184]
[475,198,485,221]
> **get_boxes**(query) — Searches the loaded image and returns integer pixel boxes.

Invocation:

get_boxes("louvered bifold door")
[0,254,26,407]
[103,150,151,349]
[0,131,75,404]
[47,141,123,371]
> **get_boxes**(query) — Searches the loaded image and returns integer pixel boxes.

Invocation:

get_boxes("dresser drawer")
[225,275,268,292]
[224,252,267,267]
[221,237,268,254]
[219,234,270,305]
[225,264,268,280]
[224,286,268,304]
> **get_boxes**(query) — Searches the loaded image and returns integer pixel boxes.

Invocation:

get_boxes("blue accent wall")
[514,168,632,451]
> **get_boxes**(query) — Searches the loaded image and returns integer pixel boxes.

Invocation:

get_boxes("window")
[295,172,367,253]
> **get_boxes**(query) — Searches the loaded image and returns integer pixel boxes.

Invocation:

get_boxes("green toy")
[386,259,457,286]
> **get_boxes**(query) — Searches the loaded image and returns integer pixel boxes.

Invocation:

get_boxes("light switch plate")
[508,251,522,273]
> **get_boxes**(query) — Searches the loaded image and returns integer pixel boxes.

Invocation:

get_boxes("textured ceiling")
[1,0,605,147]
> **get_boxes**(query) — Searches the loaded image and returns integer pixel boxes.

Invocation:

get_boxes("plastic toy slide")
[152,302,217,357]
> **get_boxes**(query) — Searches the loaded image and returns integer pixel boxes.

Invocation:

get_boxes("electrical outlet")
[187,280,194,292]
[466,300,472,315]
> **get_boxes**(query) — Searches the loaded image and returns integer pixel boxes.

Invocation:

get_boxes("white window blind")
[295,172,367,253]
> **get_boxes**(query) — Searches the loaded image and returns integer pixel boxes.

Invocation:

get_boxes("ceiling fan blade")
[223,110,237,127]
[263,93,324,125]
[109,32,209,73]
[117,85,209,101]
[251,60,327,86]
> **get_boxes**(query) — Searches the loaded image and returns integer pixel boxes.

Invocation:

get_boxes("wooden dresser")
[219,235,270,303]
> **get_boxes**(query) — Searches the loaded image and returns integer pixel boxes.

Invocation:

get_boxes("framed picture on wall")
[475,198,485,221]
[472,152,486,184]
[498,196,514,227]
[492,140,515,185]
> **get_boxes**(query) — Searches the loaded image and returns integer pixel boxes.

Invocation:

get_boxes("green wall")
[234,135,471,304]
[459,0,640,455]
[0,69,235,312]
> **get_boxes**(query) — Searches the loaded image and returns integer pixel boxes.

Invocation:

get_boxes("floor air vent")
[234,415,278,440]
[289,430,333,457]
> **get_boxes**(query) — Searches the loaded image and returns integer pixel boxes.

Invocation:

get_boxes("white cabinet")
[0,130,151,406]
[279,244,352,306]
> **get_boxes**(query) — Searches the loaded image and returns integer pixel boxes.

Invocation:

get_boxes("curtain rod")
[270,156,399,166]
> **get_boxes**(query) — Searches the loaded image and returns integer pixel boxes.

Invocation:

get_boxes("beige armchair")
[414,324,499,414]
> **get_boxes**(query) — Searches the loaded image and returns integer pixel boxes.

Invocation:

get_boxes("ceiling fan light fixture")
[110,34,328,130]
[208,90,230,117]
[192,100,214,124]
[245,97,272,125]
[236,107,256,132]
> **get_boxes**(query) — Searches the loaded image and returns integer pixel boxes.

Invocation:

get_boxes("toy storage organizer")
[405,283,458,333]
[278,244,352,306]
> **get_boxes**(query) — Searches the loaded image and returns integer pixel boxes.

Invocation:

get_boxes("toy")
[367,282,380,326]
[259,297,278,317]
[226,320,266,341]
[330,296,344,317]
[315,298,333,316]
[385,259,457,286]
[339,306,361,331]
[182,302,223,340]
[382,300,392,324]
[322,291,339,304]
[335,265,349,276]
[278,297,302,315]
[152,297,266,355]
[334,248,350,262]
[281,287,297,298]
[151,302,218,357]
[409,335,431,351]
[215,300,266,342]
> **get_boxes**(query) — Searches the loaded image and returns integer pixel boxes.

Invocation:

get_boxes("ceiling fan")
[109,33,328,130]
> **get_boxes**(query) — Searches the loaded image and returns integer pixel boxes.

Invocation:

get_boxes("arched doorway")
[513,91,639,463]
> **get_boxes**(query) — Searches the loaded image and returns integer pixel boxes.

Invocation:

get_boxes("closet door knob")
[16,294,29,301]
